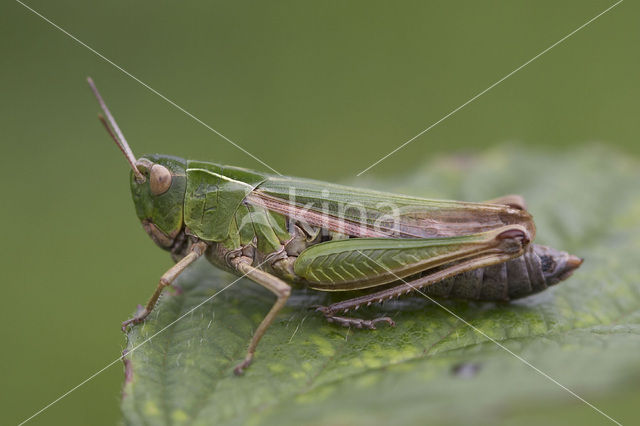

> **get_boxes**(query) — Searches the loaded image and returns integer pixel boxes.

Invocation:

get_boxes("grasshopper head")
[130,155,188,249]
[87,78,188,250]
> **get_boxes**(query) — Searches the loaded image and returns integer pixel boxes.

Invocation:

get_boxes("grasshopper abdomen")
[423,244,582,301]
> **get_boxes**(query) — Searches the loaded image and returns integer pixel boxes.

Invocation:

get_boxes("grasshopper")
[88,78,582,374]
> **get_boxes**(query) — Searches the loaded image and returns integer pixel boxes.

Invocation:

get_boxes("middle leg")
[230,257,291,375]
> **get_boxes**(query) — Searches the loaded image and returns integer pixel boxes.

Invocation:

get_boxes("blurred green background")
[1,1,637,425]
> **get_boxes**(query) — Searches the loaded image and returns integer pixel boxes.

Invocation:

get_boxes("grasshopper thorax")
[130,154,188,249]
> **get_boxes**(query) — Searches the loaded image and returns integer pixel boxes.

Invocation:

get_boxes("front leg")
[121,241,208,331]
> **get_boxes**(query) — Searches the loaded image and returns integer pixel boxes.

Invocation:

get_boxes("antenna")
[87,77,145,182]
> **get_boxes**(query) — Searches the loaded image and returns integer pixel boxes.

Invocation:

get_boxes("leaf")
[121,146,640,425]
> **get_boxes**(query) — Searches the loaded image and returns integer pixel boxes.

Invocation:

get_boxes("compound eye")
[149,164,172,195]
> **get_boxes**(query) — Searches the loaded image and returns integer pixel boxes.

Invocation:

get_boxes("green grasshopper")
[88,78,582,375]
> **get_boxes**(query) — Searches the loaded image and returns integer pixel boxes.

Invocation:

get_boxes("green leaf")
[121,146,640,425]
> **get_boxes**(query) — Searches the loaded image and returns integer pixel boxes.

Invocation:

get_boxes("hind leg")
[317,307,395,329]
[484,194,527,210]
